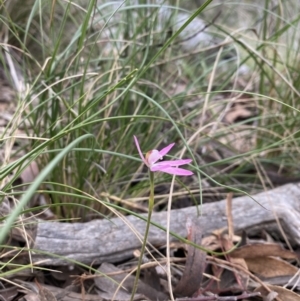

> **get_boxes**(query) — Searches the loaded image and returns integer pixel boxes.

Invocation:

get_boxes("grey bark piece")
[32,183,300,266]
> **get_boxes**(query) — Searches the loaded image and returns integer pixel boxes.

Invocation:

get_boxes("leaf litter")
[1,185,300,301]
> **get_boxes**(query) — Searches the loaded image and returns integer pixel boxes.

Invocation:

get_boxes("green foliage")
[0,0,300,264]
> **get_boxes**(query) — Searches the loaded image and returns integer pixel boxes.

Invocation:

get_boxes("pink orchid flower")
[134,135,193,176]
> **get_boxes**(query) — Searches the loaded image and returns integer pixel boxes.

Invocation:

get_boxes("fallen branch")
[31,183,300,265]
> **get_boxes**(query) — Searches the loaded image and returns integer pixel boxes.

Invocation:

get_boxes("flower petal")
[153,159,192,167]
[151,166,194,176]
[133,135,148,166]
[158,143,175,157]
[147,150,162,165]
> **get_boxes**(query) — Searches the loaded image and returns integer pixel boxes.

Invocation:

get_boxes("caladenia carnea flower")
[130,135,193,301]
[133,135,193,176]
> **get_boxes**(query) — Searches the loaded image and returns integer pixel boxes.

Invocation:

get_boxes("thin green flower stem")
[130,171,154,301]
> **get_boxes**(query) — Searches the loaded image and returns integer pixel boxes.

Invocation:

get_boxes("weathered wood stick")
[32,183,300,265]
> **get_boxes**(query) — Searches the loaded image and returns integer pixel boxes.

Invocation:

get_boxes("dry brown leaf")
[205,193,249,294]
[142,268,161,293]
[95,262,167,301]
[202,234,240,251]
[231,243,298,260]
[50,266,81,283]
[200,193,249,293]
[220,237,249,291]
[18,282,99,301]
[202,235,221,250]
[19,161,39,186]
[31,193,56,220]
[21,291,40,301]
[224,103,253,124]
[173,217,206,297]
[246,257,298,278]
[35,279,57,301]
[0,286,19,301]
[207,264,245,294]
[255,284,300,301]
[18,282,57,301]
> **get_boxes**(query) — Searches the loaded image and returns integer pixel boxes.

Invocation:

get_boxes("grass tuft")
[0,0,300,279]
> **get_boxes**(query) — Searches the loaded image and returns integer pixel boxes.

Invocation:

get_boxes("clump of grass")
[0,0,300,276]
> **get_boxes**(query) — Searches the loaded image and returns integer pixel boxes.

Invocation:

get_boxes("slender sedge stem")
[130,171,154,301]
